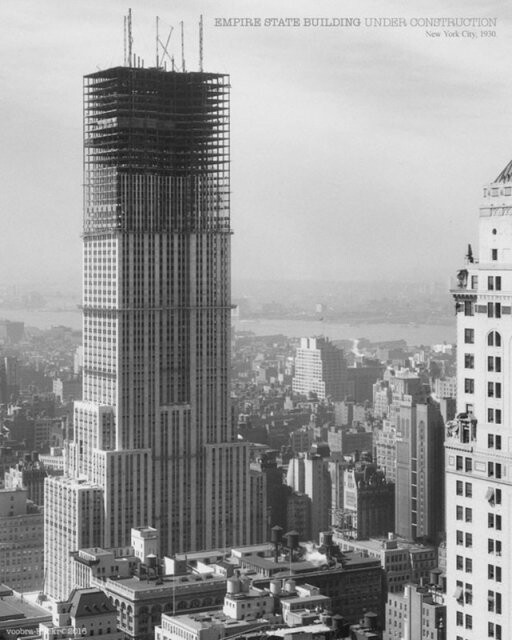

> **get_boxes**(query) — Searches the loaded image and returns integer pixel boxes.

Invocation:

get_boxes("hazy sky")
[1,0,511,289]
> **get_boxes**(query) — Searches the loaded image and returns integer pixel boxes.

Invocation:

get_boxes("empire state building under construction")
[45,42,262,601]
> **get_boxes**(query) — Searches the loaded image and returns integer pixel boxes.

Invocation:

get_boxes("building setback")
[45,63,262,601]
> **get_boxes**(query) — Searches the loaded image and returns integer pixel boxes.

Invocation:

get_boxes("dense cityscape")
[0,5,508,640]
[0,300,457,639]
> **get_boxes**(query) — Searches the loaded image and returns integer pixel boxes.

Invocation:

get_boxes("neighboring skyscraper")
[286,491,312,540]
[45,61,257,600]
[446,161,512,640]
[0,355,19,402]
[374,420,397,484]
[292,337,347,400]
[251,450,288,534]
[286,454,331,541]
[433,376,457,400]
[395,398,445,542]
[346,360,384,404]
[384,581,446,640]
[373,368,444,542]
[249,466,267,544]
[341,460,395,540]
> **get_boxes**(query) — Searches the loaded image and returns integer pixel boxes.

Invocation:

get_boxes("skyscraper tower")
[446,160,512,640]
[292,337,348,400]
[45,62,255,600]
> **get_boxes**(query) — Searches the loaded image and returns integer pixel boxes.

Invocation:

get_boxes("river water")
[1,309,456,347]
[235,318,455,346]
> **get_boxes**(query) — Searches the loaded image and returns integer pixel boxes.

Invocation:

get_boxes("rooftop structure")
[39,588,122,640]
[70,534,383,637]
[0,587,51,638]
[333,533,439,595]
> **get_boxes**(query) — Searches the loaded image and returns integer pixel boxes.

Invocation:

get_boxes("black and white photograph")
[0,1,509,638]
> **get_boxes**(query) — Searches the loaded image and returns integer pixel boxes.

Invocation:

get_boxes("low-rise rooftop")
[267,623,331,637]
[0,593,51,628]
[96,571,226,598]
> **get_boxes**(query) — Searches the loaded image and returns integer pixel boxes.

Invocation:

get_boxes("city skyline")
[1,0,511,288]
[2,4,510,633]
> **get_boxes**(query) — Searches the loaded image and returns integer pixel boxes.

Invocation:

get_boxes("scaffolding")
[83,67,230,236]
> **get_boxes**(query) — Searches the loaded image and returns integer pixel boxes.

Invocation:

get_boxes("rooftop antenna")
[180,21,186,72]
[199,15,204,71]
[128,8,133,67]
[156,16,160,68]
[124,15,127,66]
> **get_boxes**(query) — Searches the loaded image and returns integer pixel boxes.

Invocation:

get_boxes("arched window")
[488,331,502,347]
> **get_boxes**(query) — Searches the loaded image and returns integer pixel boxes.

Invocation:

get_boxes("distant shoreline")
[0,308,83,331]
